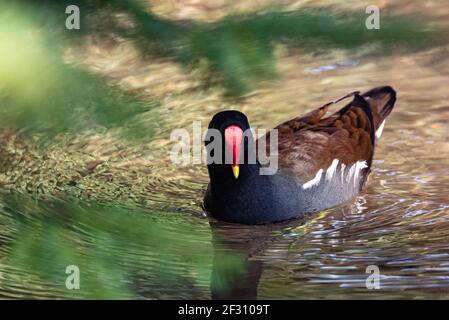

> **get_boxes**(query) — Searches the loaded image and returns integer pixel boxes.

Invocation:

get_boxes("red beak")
[224,125,243,179]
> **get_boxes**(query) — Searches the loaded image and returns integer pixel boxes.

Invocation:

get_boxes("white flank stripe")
[353,161,368,184]
[376,120,385,139]
[303,160,368,190]
[340,164,346,182]
[325,159,339,181]
[302,169,323,190]
[346,163,357,183]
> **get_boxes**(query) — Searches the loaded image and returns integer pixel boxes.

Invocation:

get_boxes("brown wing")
[260,86,396,183]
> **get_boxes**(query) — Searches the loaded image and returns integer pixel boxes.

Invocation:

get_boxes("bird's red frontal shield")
[224,125,243,179]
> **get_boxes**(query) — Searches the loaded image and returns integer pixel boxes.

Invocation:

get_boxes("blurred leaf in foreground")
[0,2,157,140]
[115,1,446,95]
[0,193,245,299]
[0,0,446,137]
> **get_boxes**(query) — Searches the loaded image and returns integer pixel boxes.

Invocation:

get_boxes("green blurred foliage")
[0,1,156,140]
[0,193,245,299]
[0,0,446,138]
[113,1,445,95]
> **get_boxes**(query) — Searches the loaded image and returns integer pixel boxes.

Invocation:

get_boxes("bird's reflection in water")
[209,216,311,300]
[208,200,367,299]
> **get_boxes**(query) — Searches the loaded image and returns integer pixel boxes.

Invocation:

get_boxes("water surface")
[0,1,449,300]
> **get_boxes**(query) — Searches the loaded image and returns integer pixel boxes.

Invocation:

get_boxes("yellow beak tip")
[232,166,239,179]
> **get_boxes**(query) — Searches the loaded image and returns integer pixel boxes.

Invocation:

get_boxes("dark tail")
[362,86,397,128]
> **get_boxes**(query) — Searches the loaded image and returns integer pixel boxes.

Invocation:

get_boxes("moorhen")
[203,86,396,224]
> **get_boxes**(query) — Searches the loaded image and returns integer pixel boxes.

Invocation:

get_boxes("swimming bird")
[203,86,396,224]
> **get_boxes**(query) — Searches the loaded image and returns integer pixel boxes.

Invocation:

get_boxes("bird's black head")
[207,110,250,132]
[205,110,254,180]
